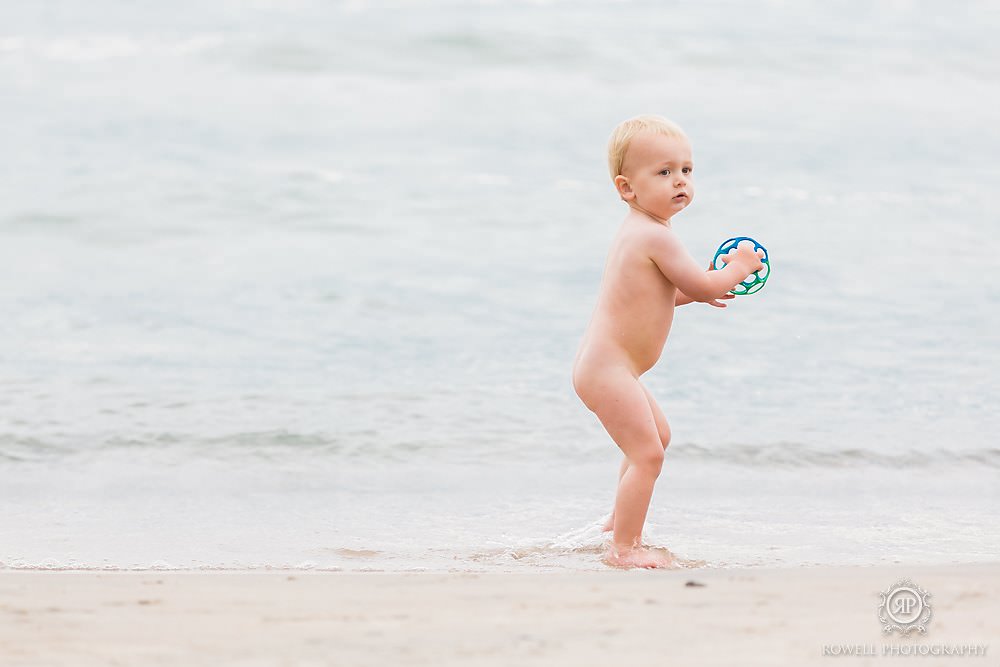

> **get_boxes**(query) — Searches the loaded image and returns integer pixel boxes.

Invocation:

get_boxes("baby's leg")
[602,383,671,531]
[584,371,666,557]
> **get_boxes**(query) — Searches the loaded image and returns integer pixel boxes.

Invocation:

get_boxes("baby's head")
[607,114,694,222]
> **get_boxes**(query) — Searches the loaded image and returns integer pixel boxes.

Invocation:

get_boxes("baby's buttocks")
[572,343,637,411]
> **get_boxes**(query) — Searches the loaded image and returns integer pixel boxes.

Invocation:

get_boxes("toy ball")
[712,236,770,296]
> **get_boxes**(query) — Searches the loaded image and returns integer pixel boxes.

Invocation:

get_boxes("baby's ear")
[614,175,633,201]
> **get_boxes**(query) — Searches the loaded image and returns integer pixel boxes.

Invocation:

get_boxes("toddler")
[572,115,764,569]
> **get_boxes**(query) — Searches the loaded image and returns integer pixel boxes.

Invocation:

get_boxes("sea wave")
[676,442,1000,470]
[1,431,996,469]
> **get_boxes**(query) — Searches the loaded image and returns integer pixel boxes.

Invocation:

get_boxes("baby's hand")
[723,240,765,274]
[708,293,736,308]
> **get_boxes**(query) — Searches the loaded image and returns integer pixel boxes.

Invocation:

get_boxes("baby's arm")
[675,262,737,307]
[649,231,764,303]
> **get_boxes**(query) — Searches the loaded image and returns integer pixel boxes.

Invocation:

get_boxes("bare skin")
[572,131,764,569]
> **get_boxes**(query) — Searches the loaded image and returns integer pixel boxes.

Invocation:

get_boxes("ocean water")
[1,0,998,572]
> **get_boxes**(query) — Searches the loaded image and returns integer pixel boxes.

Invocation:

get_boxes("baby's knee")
[631,447,665,474]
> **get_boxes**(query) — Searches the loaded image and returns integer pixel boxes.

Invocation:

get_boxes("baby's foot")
[600,512,615,532]
[602,543,676,569]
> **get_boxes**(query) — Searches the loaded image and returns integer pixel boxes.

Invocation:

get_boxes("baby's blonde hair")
[607,114,687,181]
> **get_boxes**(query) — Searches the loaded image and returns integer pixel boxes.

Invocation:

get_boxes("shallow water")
[2,0,998,571]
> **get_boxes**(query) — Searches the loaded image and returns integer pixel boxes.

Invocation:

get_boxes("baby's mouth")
[673,193,688,200]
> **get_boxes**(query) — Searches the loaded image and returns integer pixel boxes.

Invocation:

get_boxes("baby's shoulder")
[620,221,678,252]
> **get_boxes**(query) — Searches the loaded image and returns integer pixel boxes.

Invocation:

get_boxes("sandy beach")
[1,563,995,666]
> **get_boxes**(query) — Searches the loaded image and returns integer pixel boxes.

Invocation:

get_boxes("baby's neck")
[626,205,671,227]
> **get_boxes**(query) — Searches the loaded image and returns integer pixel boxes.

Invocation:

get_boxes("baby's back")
[575,218,678,377]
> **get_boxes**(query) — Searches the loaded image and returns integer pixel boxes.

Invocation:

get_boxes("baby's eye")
[659,169,670,175]
[683,167,693,174]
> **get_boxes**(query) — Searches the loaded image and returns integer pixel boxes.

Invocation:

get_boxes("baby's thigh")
[639,383,671,449]
[580,369,661,460]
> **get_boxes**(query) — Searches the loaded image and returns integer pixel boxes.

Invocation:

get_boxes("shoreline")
[2,562,996,666]
[0,557,997,573]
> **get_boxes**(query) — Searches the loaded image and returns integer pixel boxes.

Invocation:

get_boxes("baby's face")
[617,132,694,221]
